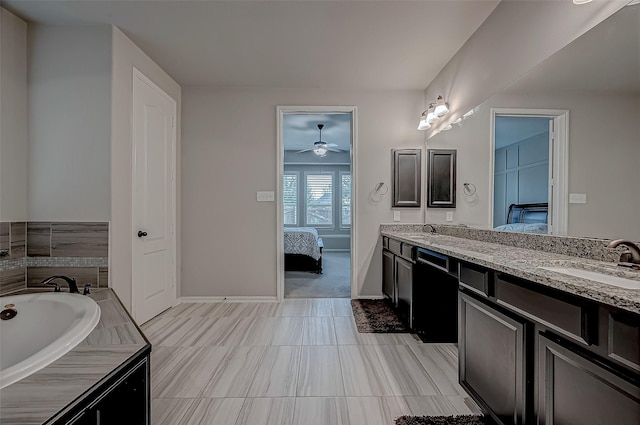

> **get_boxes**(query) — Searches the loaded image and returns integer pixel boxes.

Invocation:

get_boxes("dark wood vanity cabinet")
[382,249,396,304]
[382,237,415,326]
[538,333,640,425]
[55,349,150,425]
[459,271,640,425]
[459,291,530,425]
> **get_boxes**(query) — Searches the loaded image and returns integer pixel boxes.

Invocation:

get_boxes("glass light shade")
[434,96,449,117]
[452,117,463,124]
[417,114,431,130]
[313,143,328,156]
[442,124,453,131]
[573,0,593,4]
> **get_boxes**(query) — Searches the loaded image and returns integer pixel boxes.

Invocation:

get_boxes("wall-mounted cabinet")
[427,149,456,208]
[392,149,421,208]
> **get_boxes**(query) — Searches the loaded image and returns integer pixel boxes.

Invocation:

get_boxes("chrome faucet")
[41,275,80,294]
[607,239,640,264]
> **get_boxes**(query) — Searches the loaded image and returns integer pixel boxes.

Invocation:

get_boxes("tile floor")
[141,298,481,425]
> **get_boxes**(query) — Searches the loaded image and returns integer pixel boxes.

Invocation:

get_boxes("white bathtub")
[0,292,101,388]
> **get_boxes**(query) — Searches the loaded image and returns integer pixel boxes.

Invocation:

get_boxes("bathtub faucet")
[41,275,80,294]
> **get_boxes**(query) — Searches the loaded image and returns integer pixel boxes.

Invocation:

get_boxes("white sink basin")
[0,293,100,388]
[540,267,640,290]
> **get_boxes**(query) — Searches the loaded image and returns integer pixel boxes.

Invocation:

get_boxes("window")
[305,174,333,226]
[341,172,351,227]
[283,173,298,225]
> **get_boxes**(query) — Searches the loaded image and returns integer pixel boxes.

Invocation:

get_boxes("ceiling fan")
[297,124,343,157]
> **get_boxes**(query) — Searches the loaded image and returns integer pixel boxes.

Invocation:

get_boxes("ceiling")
[1,0,500,89]
[283,113,351,152]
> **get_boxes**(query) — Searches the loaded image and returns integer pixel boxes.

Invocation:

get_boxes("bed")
[494,203,549,234]
[284,227,323,273]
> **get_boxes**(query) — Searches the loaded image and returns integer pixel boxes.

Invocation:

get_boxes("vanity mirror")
[426,3,640,240]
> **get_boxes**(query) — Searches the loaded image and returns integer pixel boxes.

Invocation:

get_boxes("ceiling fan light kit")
[297,123,343,156]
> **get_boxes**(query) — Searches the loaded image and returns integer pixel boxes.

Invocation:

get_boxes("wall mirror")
[426,3,640,240]
[392,149,421,208]
[427,149,456,208]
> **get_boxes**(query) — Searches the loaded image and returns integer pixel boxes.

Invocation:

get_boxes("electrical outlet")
[393,211,401,222]
[257,191,275,202]
[446,211,454,222]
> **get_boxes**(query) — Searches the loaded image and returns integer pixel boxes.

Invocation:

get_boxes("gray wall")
[180,87,424,298]
[0,8,27,221]
[27,25,112,221]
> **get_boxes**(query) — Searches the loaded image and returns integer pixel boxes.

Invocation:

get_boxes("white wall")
[27,25,112,221]
[423,0,625,135]
[181,87,424,298]
[427,91,640,241]
[0,8,27,222]
[111,27,182,311]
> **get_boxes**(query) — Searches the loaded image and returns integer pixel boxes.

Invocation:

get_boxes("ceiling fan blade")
[327,148,345,152]
[297,148,313,153]
[326,143,339,148]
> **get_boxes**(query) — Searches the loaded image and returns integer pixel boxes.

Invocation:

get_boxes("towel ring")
[374,182,388,196]
[463,183,476,196]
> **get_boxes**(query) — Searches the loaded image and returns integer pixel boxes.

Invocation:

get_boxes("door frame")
[131,67,178,322]
[489,108,569,235]
[276,106,358,300]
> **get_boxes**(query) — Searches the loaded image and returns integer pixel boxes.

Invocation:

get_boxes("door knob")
[137,231,148,238]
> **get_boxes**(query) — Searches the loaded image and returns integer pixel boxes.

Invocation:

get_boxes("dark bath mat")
[350,299,410,333]
[395,415,487,425]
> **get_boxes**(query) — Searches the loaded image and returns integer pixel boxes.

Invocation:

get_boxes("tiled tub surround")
[380,224,640,314]
[0,289,149,425]
[0,222,109,295]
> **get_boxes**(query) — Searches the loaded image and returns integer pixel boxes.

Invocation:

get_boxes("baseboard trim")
[179,296,278,304]
[357,295,385,300]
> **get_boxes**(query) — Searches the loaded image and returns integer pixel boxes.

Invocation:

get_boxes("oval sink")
[0,293,101,388]
[540,267,640,290]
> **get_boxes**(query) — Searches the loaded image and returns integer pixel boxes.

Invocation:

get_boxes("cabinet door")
[396,256,413,327]
[459,291,529,425]
[538,333,640,425]
[383,250,395,304]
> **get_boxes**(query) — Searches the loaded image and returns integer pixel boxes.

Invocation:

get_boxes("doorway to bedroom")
[277,108,355,299]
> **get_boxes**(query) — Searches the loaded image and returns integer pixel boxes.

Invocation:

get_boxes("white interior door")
[132,68,177,324]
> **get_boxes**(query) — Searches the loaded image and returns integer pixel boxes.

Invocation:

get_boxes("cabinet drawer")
[495,274,597,345]
[388,238,402,256]
[382,236,389,250]
[400,243,415,261]
[608,311,640,372]
[459,263,492,297]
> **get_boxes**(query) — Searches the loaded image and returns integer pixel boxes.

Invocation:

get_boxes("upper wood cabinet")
[392,149,421,208]
[427,149,456,208]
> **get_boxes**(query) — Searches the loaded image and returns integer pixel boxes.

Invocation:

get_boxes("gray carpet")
[285,251,350,298]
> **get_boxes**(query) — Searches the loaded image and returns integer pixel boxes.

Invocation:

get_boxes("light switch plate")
[569,193,587,204]
[446,211,454,222]
[257,191,275,202]
[393,211,401,222]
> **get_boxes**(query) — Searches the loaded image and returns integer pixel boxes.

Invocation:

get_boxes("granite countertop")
[381,230,640,315]
[0,289,150,425]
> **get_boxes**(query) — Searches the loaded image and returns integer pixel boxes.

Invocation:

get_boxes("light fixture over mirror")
[418,95,449,131]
